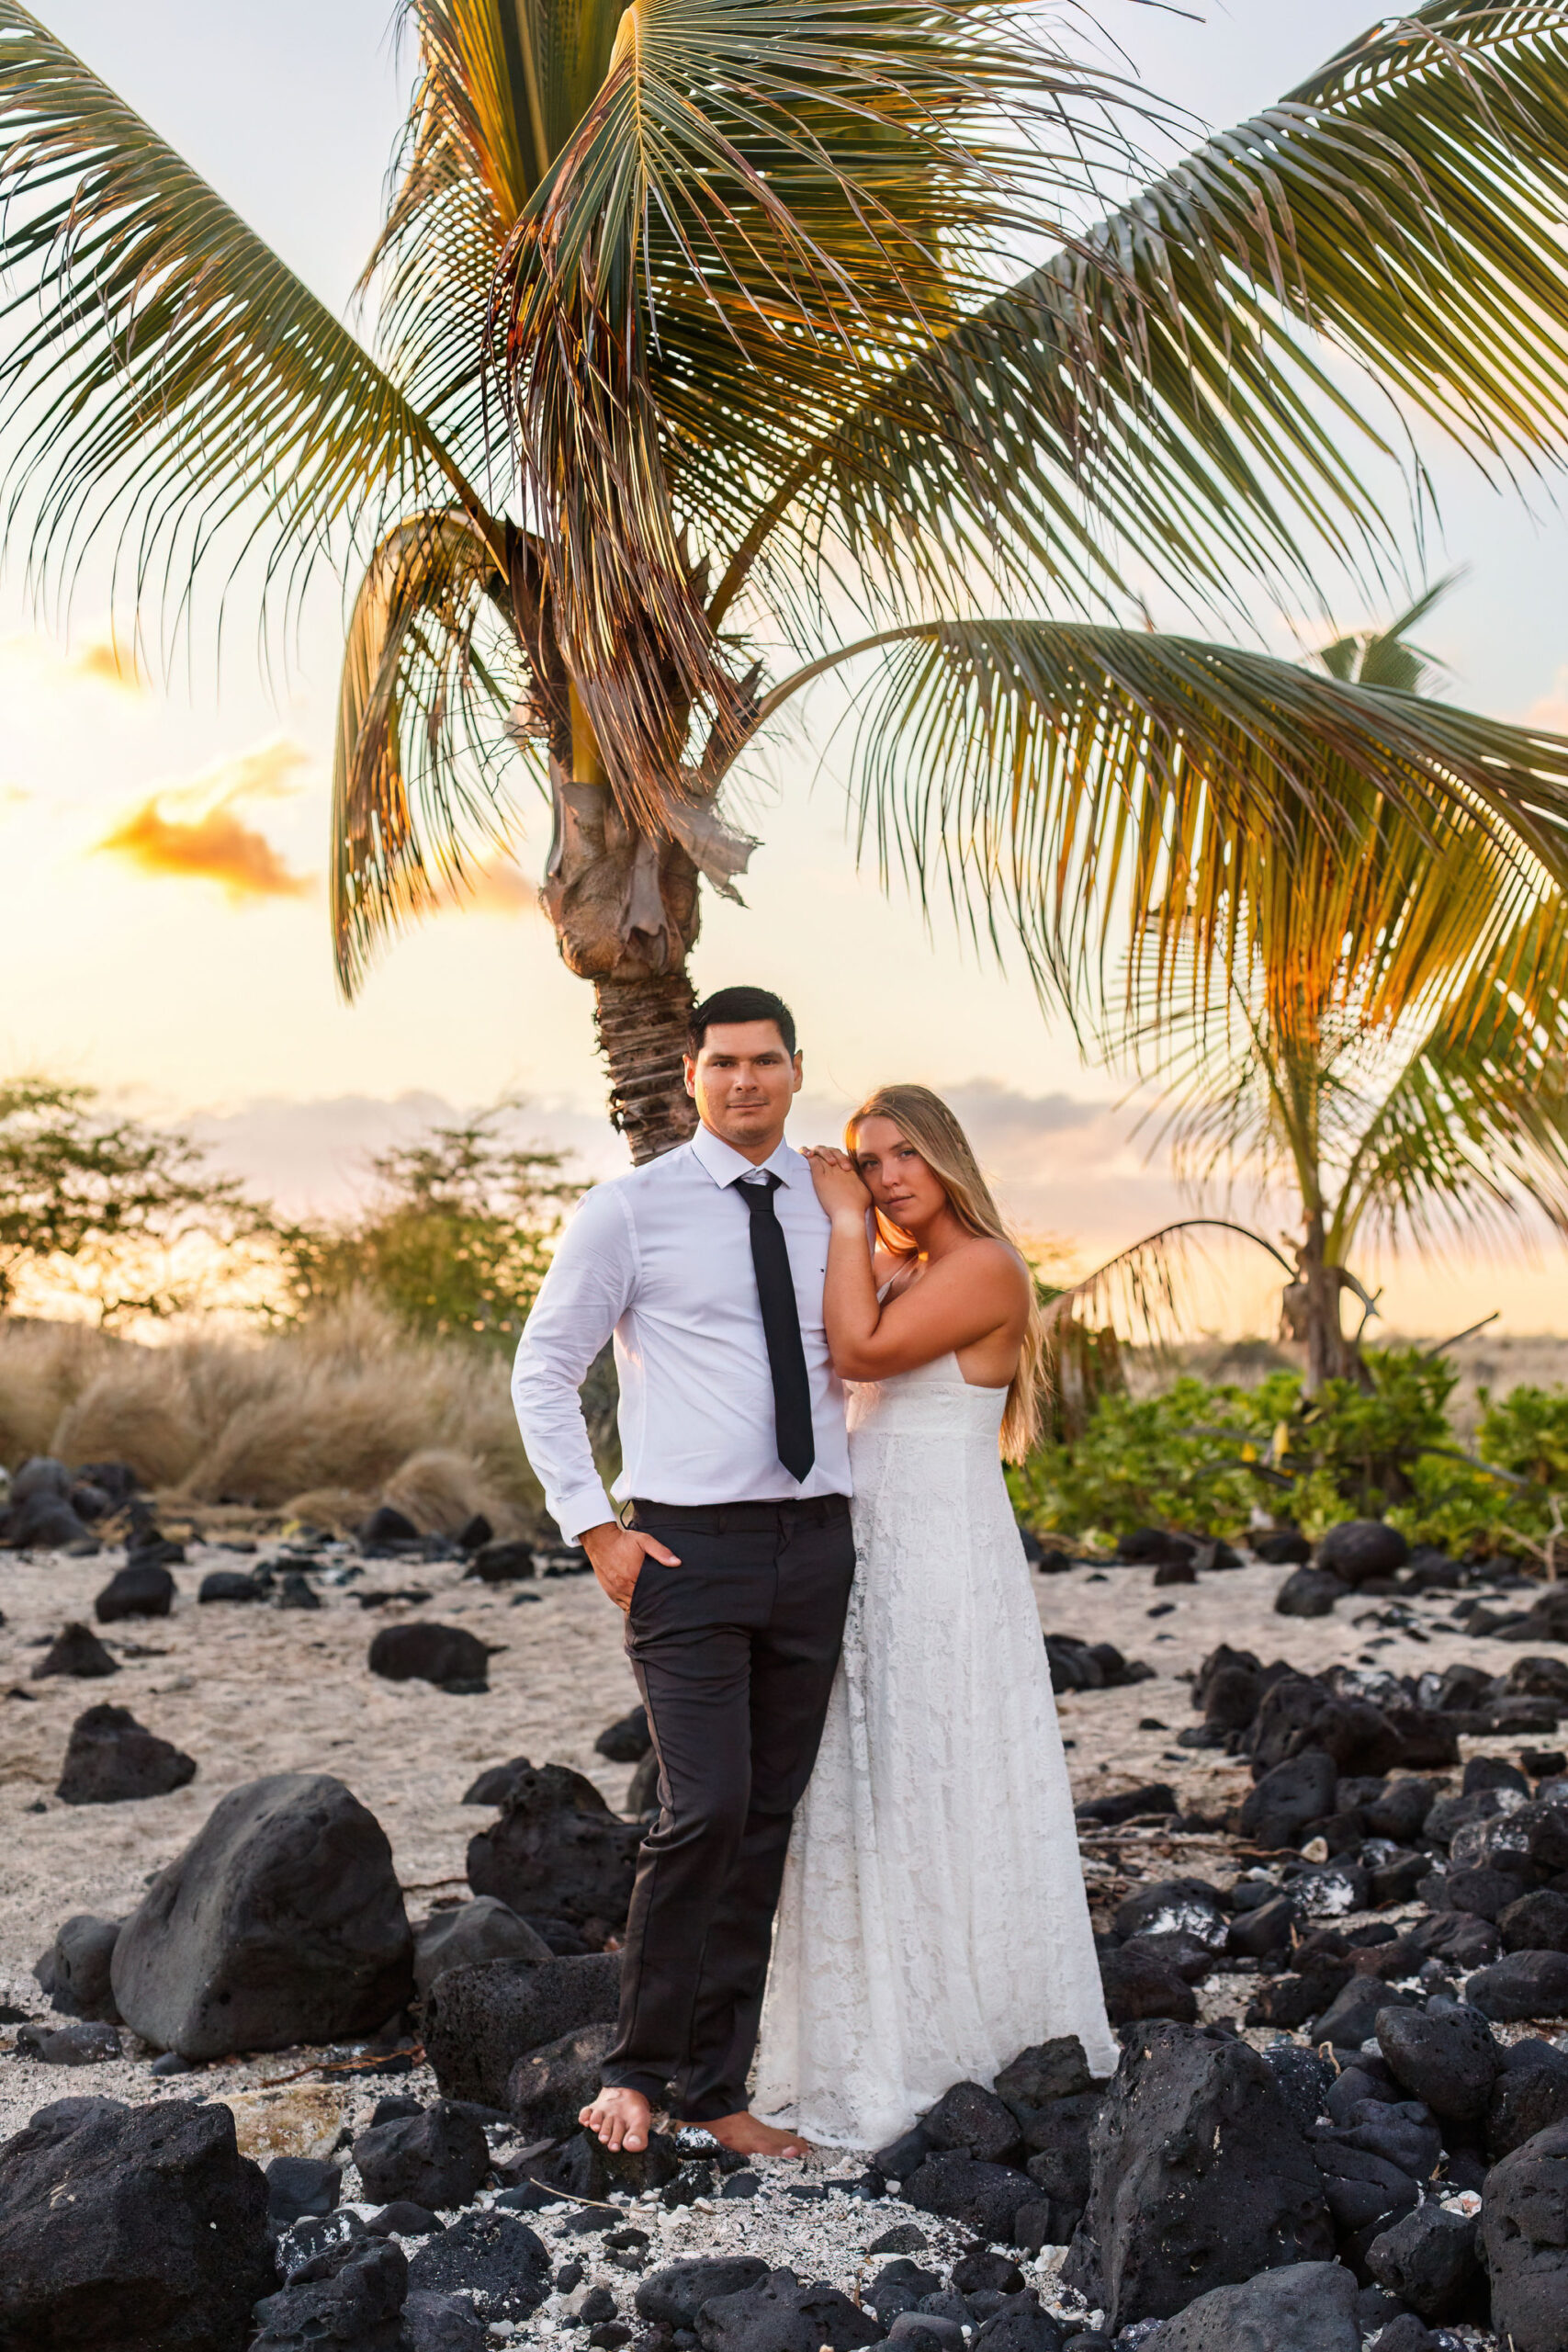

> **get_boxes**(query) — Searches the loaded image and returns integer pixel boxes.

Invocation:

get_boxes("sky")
[6,1,1568,1340]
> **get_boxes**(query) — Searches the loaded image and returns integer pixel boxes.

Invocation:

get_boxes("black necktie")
[738,1173,816,1483]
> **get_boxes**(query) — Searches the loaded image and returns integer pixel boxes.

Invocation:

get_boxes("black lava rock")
[465,1539,536,1583]
[1237,1750,1337,1849]
[1365,2201,1480,2322]
[0,2096,273,2350]
[1311,1976,1417,2052]
[275,1570,321,1611]
[1275,1568,1350,1619]
[351,2100,491,2211]
[461,1756,534,1806]
[923,2080,1023,2165]
[55,1702,197,1805]
[370,2200,441,2237]
[694,2267,882,2352]
[251,2233,407,2349]
[368,1623,492,1691]
[31,1620,119,1679]
[1501,1888,1568,1953]
[636,2258,771,2332]
[412,1897,551,2001]
[465,1764,643,1933]
[507,2021,618,2141]
[1060,2022,1334,2331]
[863,2256,940,2322]
[110,1770,413,2059]
[904,2151,1038,2241]
[1073,1781,1173,1826]
[1467,1948,1568,2021]
[1485,2035,1568,2159]
[406,2210,551,2321]
[199,1570,266,1603]
[95,1561,176,1622]
[1375,2000,1499,2123]
[37,1912,123,2020]
[968,2302,1063,2352]
[1253,1530,1314,1566]
[401,2287,488,2349]
[1097,1945,1197,2027]
[1482,2117,1568,2352]
[1111,1880,1227,1951]
[996,2039,1096,2112]
[359,1505,422,1550]
[1226,1895,1297,1961]
[1316,1521,1409,1586]
[1139,2260,1359,2350]
[16,2018,122,2064]
[594,1706,652,1764]
[265,2154,342,2231]
[423,1951,620,2107]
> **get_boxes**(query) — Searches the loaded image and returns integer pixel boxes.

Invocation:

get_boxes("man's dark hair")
[687,986,797,1057]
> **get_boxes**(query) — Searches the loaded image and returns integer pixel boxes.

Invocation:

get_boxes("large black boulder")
[56,1703,197,1804]
[351,2101,491,2211]
[635,2258,771,2332]
[248,2234,407,2349]
[110,1772,413,2058]
[37,1913,124,2020]
[400,2289,487,2351]
[694,2267,882,2352]
[465,1764,642,1934]
[95,1561,176,1621]
[405,2211,551,2322]
[1365,2203,1481,2323]
[423,1951,620,2106]
[1467,1949,1568,2022]
[1060,2022,1335,2332]
[1237,1750,1337,1849]
[1486,2036,1568,2160]
[412,1898,551,2001]
[1482,2118,1568,2352]
[1140,2260,1358,2351]
[1316,1521,1409,1586]
[32,1620,119,1679]
[1375,2002,1500,2123]
[507,2020,617,2140]
[594,1706,651,1763]
[1111,1880,1227,1951]
[3,1457,92,1549]
[0,2096,274,2350]
[995,2038,1096,2113]
[367,1623,492,1692]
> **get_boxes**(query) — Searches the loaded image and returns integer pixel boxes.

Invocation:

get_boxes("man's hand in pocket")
[581,1522,681,1614]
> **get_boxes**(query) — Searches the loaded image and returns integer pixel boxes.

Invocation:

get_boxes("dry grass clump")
[0,1295,547,1532]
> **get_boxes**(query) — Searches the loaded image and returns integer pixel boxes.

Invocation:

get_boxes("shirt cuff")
[554,1482,616,1546]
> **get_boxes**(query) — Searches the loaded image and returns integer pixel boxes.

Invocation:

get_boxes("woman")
[753,1085,1117,2150]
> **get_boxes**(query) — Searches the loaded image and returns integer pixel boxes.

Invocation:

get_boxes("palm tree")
[8,4,1568,1159]
[1050,581,1568,1391]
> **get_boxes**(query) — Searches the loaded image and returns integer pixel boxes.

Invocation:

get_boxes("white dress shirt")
[512,1125,852,1540]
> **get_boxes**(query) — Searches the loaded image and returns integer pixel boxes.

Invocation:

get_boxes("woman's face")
[852,1115,949,1234]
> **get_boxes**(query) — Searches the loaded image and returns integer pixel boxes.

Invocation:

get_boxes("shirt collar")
[690,1125,803,1190]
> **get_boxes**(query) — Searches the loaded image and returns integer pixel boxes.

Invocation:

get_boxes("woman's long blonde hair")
[848,1083,1043,1462]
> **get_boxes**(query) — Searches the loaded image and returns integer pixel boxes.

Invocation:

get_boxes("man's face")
[685,1021,803,1156]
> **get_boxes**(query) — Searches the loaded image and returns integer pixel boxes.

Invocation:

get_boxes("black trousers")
[603,1493,855,2122]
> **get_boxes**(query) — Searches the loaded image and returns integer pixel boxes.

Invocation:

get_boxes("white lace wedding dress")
[753,1349,1119,2150]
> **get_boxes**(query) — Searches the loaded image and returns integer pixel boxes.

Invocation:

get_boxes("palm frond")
[1332,888,1568,1254]
[746,2,1568,628]
[762,617,1568,1019]
[0,3,477,633]
[332,508,524,994]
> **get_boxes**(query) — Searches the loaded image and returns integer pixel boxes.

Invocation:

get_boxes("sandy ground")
[2,1534,1565,2174]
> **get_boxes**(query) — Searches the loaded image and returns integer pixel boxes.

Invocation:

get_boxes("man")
[512,985,853,2157]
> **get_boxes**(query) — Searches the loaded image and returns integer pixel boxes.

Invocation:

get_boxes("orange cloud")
[95,740,314,902]
[0,622,148,695]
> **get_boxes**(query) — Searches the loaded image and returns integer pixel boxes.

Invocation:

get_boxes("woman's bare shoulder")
[941,1234,1032,1296]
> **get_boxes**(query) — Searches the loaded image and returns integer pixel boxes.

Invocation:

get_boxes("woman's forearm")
[822,1209,881,1363]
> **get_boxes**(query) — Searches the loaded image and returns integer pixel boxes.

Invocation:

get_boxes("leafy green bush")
[1012,1345,1551,1555]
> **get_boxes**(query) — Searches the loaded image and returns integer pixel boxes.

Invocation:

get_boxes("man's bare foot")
[700,2110,810,2159]
[580,2086,651,2153]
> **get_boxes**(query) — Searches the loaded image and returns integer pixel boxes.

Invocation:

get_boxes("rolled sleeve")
[513,1185,633,1541]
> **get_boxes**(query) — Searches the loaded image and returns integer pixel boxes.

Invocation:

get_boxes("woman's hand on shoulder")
[802,1145,872,1222]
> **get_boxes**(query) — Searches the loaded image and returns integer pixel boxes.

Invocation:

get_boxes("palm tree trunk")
[541,763,702,1164]
[594,973,697,1161]
[1282,1210,1357,1393]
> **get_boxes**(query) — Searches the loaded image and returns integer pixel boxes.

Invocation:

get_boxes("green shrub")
[1012,1345,1551,1555]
